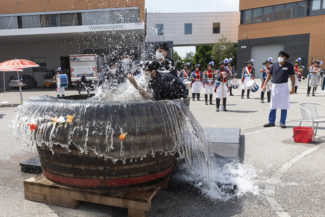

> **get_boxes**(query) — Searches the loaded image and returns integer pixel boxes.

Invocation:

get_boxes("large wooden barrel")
[18,96,188,189]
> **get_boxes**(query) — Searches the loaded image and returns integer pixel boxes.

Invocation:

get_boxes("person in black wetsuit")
[127,61,187,100]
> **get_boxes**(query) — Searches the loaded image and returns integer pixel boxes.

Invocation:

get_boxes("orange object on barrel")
[119,133,128,141]
[27,123,37,132]
[293,127,314,143]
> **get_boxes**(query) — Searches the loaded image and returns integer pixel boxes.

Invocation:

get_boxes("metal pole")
[3,71,5,93]
[17,71,23,104]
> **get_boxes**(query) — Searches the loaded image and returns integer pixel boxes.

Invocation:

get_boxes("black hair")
[278,51,290,59]
[143,61,160,71]
[154,43,169,51]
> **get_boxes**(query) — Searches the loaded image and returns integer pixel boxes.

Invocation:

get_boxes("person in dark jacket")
[78,73,90,94]
[101,50,139,88]
[155,43,178,77]
[127,61,187,100]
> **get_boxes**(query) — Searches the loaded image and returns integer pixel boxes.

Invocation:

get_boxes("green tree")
[211,36,237,67]
[193,45,213,71]
[173,50,183,70]
[183,52,195,70]
[173,50,182,62]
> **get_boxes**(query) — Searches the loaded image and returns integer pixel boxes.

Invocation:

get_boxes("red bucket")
[293,127,314,143]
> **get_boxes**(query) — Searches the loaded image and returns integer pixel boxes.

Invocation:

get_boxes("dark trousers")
[268,109,287,125]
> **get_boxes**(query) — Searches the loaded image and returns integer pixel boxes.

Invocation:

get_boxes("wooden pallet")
[24,174,168,217]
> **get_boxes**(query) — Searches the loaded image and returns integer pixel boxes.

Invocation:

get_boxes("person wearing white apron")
[53,68,65,98]
[307,60,322,97]
[263,51,295,128]
[203,61,215,105]
[241,59,255,99]
[190,64,203,101]
[214,60,230,112]
[260,57,273,103]
[226,58,235,96]
[179,63,190,82]
[293,58,303,94]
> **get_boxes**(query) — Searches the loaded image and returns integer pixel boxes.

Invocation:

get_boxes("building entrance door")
[251,44,284,78]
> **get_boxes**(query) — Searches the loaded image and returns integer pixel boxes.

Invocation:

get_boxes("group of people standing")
[179,58,235,112]
[178,54,324,113]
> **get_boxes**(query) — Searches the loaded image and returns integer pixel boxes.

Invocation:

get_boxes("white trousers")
[227,79,233,87]
[295,75,299,87]
[216,82,228,99]
[192,81,202,94]
[57,87,65,96]
[242,76,251,90]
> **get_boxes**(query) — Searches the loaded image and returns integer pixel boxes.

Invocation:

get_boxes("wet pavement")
[1,80,325,217]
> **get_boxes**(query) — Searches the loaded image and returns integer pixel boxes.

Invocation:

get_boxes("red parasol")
[0,59,39,69]
[0,59,39,103]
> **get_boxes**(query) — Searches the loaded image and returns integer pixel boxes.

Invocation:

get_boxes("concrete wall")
[240,0,304,10]
[146,12,240,45]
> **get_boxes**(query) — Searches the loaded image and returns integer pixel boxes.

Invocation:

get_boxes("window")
[253,8,263,23]
[22,15,40,28]
[284,3,295,19]
[82,11,110,25]
[312,0,321,10]
[110,9,138,23]
[60,13,80,26]
[40,14,59,27]
[213,23,220,34]
[155,24,164,36]
[243,10,252,24]
[274,5,284,20]
[263,7,273,22]
[0,16,18,29]
[296,2,308,17]
[184,23,192,34]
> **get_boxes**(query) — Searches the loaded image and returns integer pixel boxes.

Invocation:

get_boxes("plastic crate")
[293,127,314,143]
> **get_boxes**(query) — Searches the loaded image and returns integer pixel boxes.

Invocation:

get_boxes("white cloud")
[174,46,196,58]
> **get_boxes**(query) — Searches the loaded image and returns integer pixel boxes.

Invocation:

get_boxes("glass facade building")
[0,8,139,29]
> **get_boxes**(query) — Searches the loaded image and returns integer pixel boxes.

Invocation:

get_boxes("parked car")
[9,75,38,89]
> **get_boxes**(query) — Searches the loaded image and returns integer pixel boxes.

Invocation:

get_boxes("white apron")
[270,83,290,110]
[309,74,320,87]
[216,82,228,99]
[205,79,214,94]
[192,81,202,94]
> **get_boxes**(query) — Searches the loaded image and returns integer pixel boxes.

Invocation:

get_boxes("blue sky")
[145,0,239,57]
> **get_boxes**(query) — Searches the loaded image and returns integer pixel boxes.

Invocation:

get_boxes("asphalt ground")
[0,80,325,217]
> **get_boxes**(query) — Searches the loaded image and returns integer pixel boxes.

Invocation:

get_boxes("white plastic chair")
[299,103,325,137]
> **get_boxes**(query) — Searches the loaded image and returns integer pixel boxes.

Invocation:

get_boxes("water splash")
[13,67,257,202]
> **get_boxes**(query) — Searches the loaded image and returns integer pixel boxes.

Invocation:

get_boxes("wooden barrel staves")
[18,96,189,189]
